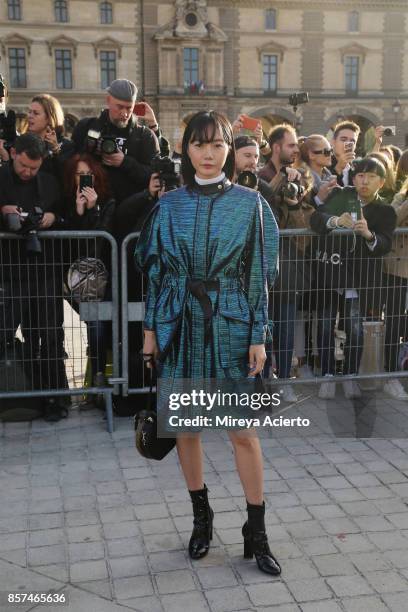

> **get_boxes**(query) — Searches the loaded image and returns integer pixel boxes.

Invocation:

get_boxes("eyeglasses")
[75,172,94,176]
[312,148,333,156]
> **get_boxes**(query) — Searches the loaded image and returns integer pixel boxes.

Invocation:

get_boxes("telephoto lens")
[237,171,258,190]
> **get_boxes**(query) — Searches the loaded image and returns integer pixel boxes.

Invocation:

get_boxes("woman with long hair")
[136,111,281,575]
[64,153,114,386]
[24,93,73,178]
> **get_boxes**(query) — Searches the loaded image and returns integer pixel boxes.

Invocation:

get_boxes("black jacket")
[310,194,397,310]
[72,110,160,203]
[0,162,65,276]
[64,196,116,267]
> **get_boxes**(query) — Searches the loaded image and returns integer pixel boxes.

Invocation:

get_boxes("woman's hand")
[44,126,59,152]
[82,186,98,209]
[76,187,87,216]
[248,344,266,377]
[143,330,159,369]
[317,178,337,202]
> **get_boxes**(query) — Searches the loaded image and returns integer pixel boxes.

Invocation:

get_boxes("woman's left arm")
[244,194,279,347]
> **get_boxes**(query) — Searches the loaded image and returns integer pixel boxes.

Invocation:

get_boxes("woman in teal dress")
[136,111,280,575]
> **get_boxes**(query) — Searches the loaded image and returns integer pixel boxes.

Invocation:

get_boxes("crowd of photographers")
[0,75,407,421]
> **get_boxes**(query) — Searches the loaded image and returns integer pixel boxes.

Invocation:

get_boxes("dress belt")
[186,279,220,319]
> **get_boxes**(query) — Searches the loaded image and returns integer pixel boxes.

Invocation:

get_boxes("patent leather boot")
[242,501,281,575]
[188,484,214,559]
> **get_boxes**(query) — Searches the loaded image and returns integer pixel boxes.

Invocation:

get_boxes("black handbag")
[134,358,176,460]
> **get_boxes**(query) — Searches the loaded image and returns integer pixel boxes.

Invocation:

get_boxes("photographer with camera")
[72,79,159,203]
[0,133,69,421]
[330,120,360,186]
[233,135,276,212]
[256,127,314,401]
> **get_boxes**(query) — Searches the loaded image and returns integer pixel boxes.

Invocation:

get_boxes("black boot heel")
[242,521,253,558]
[189,484,214,560]
[244,502,281,576]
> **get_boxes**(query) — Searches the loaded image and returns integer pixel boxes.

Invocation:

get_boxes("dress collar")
[192,175,233,196]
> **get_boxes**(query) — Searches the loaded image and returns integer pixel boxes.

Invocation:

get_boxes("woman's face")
[27,102,49,135]
[75,160,93,188]
[187,127,229,180]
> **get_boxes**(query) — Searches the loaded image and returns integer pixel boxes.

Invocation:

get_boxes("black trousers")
[1,271,68,392]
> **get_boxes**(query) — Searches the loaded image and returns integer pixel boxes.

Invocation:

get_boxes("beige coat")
[383,192,408,279]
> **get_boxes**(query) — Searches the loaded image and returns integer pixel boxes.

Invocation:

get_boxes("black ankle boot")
[242,501,281,575]
[188,484,214,560]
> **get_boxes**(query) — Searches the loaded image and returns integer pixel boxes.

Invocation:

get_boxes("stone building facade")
[0,0,142,130]
[1,0,408,148]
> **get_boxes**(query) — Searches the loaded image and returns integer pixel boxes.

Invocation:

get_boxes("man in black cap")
[72,78,159,202]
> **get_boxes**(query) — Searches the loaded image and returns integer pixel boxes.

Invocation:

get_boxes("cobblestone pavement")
[1,387,408,612]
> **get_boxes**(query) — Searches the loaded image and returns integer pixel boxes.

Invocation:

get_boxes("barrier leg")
[104,391,114,433]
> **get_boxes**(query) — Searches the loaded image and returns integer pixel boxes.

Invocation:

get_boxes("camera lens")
[101,138,117,154]
[383,128,392,137]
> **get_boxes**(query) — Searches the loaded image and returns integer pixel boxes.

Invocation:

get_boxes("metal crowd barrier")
[2,227,408,432]
[121,227,408,395]
[0,231,119,432]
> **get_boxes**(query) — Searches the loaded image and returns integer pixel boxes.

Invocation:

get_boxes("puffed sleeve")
[134,203,163,330]
[244,193,279,345]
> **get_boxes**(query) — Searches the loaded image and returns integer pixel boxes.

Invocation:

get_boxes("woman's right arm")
[134,203,164,333]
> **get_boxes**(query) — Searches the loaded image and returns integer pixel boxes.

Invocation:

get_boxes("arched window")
[8,0,21,20]
[348,11,359,32]
[55,0,69,22]
[100,2,113,24]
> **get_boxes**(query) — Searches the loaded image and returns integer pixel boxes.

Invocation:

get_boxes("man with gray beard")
[72,79,159,202]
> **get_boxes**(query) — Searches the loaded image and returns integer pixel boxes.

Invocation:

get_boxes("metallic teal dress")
[135,177,279,384]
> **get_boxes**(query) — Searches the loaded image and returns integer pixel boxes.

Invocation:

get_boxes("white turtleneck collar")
[194,172,225,186]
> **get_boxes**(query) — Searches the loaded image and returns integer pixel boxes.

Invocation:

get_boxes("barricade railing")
[121,227,408,397]
[2,226,408,431]
[0,230,119,432]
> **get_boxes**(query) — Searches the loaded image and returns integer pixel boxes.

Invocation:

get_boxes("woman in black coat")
[64,153,115,385]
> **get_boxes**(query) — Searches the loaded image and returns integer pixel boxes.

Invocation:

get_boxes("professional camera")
[288,92,309,112]
[0,74,17,150]
[5,207,44,255]
[237,170,258,190]
[278,177,305,204]
[151,155,181,192]
[86,129,121,157]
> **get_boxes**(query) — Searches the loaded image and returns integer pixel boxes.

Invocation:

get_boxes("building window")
[345,56,359,94]
[7,0,21,20]
[184,47,199,90]
[9,48,26,88]
[263,54,278,92]
[55,0,69,22]
[100,51,116,89]
[348,11,359,32]
[100,1,113,24]
[265,8,276,30]
[55,49,72,89]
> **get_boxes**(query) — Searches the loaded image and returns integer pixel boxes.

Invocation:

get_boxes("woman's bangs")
[189,116,222,144]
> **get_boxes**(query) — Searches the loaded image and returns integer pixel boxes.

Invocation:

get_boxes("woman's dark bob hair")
[181,111,235,188]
